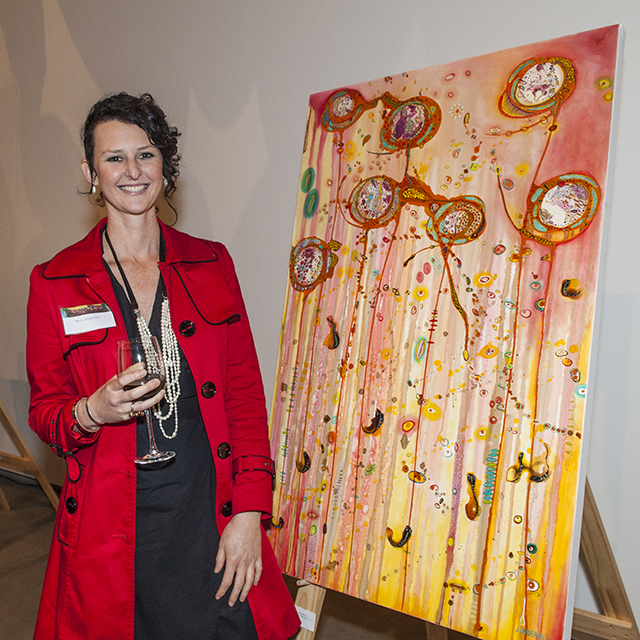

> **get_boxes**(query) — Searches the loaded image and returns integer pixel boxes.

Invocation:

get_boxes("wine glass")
[117,337,176,467]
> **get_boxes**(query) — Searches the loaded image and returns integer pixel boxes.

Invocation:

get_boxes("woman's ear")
[80,158,96,187]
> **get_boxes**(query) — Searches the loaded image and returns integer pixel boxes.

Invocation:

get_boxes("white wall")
[1,0,637,624]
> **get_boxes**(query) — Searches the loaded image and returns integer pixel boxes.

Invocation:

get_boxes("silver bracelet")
[84,398,102,428]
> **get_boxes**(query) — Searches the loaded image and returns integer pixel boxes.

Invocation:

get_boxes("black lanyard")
[104,229,142,313]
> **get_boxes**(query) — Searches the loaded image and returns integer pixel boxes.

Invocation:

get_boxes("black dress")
[107,248,258,640]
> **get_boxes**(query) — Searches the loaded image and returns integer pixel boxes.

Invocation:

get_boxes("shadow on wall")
[588,293,635,533]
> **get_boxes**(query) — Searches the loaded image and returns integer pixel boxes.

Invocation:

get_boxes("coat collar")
[42,218,219,279]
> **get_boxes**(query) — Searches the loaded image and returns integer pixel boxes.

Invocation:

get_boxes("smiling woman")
[25,93,299,640]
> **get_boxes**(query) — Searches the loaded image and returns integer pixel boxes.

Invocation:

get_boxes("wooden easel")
[0,398,59,511]
[572,480,637,640]
[293,479,637,640]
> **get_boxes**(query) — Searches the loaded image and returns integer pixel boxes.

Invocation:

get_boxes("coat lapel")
[160,221,241,325]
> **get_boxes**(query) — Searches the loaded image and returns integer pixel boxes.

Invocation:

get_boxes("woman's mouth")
[119,184,148,193]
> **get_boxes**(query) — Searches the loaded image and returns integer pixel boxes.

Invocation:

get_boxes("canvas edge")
[561,23,624,640]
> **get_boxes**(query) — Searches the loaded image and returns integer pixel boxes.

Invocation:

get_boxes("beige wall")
[1,0,637,622]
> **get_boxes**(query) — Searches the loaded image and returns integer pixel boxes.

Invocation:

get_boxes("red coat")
[27,219,299,640]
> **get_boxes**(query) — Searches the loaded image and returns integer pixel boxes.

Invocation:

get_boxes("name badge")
[60,303,116,336]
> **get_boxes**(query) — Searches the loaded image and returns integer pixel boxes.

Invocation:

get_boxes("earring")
[163,177,168,187]
[91,183,96,194]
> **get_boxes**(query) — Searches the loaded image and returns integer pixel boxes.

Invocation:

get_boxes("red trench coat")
[26,219,299,640]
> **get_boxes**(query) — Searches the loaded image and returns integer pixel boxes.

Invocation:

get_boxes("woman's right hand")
[78,362,165,428]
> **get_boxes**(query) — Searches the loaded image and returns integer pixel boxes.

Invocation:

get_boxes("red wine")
[124,375,165,402]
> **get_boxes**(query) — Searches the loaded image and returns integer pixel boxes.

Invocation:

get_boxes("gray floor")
[0,475,55,640]
[0,474,435,639]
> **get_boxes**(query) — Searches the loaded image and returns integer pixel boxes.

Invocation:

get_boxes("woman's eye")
[139,152,155,159]
[106,156,123,162]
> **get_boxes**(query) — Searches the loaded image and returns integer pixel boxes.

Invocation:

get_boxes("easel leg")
[0,483,10,510]
[294,583,327,640]
[572,478,639,640]
[0,399,59,511]
[426,621,449,640]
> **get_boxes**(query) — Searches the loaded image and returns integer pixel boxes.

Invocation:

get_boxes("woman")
[26,93,299,640]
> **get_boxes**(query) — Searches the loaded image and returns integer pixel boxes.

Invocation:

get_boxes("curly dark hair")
[81,92,181,205]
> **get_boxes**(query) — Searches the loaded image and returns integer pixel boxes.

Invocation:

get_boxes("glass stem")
[145,409,161,455]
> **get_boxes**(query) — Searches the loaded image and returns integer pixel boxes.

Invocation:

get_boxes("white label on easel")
[295,606,317,632]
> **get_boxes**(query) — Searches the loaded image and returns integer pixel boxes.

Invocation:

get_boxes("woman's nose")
[124,158,142,179]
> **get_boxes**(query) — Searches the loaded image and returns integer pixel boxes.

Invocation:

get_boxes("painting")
[268,25,619,640]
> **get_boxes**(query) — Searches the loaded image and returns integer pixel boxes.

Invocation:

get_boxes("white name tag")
[60,303,116,336]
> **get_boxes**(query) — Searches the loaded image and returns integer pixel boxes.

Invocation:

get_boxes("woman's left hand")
[214,510,262,606]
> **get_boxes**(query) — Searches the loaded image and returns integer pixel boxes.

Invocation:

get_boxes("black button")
[217,442,231,459]
[179,320,196,337]
[221,501,232,517]
[65,497,77,514]
[201,381,216,398]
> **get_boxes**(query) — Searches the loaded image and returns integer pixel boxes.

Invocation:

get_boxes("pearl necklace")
[151,296,181,438]
[105,230,182,439]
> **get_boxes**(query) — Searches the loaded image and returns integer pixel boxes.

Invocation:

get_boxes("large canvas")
[268,26,619,640]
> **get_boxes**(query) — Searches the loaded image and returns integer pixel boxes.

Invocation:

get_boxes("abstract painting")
[268,25,619,640]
